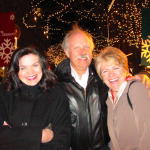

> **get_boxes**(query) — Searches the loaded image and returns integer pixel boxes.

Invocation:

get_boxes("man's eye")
[74,47,80,50]
[84,46,90,50]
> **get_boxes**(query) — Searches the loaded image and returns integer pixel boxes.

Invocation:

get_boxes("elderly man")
[55,25,150,150]
[55,25,110,150]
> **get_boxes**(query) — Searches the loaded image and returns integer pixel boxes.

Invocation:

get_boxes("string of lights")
[22,0,150,64]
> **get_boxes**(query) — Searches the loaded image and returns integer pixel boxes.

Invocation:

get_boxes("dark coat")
[55,59,110,150]
[0,83,71,150]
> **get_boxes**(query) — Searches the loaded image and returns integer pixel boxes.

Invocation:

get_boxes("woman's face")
[18,54,43,86]
[100,59,127,92]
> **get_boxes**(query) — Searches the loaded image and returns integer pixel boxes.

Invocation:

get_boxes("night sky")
[0,0,50,51]
[0,0,149,72]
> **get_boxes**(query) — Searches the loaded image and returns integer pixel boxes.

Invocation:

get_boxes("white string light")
[22,0,150,64]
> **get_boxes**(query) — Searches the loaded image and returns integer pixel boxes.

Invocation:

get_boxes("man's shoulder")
[55,59,71,80]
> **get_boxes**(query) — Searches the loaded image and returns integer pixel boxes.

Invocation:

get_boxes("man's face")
[65,32,93,74]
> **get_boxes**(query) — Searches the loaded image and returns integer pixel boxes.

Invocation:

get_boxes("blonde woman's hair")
[95,46,129,78]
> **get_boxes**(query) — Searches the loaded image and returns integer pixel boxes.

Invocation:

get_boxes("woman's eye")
[20,67,25,70]
[33,63,40,67]
[114,67,121,70]
[101,70,108,75]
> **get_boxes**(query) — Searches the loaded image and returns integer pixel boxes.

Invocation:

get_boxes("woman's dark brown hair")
[3,47,57,91]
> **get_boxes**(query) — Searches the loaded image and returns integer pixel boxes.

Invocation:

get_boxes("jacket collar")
[55,59,96,82]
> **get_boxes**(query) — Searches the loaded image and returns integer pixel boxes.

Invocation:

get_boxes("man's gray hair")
[61,24,95,51]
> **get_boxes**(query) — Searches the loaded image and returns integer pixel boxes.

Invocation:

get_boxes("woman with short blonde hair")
[95,46,150,150]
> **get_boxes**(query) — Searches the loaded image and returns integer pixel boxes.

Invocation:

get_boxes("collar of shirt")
[108,81,127,105]
[70,64,89,89]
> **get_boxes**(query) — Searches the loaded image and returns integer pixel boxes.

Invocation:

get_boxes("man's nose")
[80,48,87,55]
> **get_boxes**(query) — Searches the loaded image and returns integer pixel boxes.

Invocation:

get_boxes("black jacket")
[55,59,110,150]
[0,83,71,150]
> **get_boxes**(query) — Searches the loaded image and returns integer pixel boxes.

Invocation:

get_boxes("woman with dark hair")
[0,47,71,150]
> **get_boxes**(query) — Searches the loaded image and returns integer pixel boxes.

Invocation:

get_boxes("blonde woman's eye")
[101,70,108,75]
[114,67,121,71]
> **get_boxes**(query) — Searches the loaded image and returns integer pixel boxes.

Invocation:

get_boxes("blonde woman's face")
[100,59,127,92]
[18,54,43,86]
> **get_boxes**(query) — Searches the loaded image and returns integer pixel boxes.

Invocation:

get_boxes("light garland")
[22,0,150,64]
[46,44,66,65]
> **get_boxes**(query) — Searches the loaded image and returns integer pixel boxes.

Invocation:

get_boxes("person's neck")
[70,65,88,79]
[110,90,117,101]
[76,70,86,79]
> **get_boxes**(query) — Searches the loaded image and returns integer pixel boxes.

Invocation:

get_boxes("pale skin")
[3,54,54,143]
[134,74,150,88]
[99,60,150,98]
[64,31,150,86]
[64,31,93,78]
[100,59,128,99]
[18,54,42,86]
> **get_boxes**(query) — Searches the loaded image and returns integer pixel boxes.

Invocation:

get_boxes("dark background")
[0,0,50,51]
[0,0,149,73]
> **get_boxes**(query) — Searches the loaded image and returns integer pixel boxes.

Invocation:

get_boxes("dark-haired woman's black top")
[0,83,71,150]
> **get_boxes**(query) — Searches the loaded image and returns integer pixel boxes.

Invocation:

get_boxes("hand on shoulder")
[126,74,150,89]
[41,128,54,143]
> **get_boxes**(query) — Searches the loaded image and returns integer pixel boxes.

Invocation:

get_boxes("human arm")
[134,70,150,88]
[128,81,150,149]
[127,71,150,88]
[1,119,53,146]
[44,85,71,150]
[0,84,71,150]
[0,86,41,150]
[0,109,41,150]
[0,124,41,150]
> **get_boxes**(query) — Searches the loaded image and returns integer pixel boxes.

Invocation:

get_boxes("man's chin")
[78,65,89,71]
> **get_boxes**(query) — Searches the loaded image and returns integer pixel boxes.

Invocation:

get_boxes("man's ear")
[64,49,69,58]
